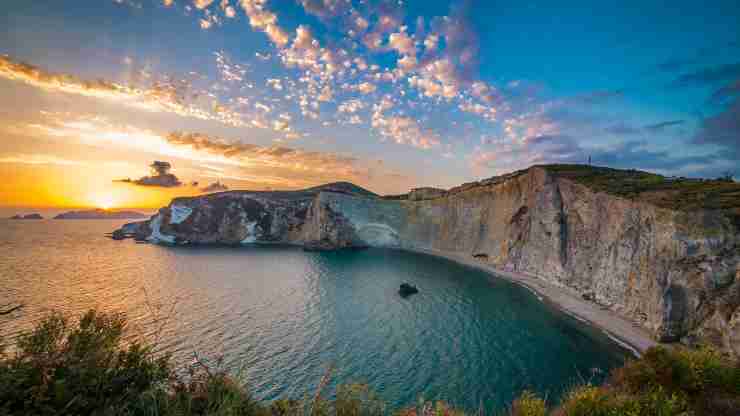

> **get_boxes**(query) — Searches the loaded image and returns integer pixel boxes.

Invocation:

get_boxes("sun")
[91,194,117,210]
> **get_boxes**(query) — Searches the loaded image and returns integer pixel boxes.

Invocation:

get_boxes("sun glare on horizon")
[91,194,116,210]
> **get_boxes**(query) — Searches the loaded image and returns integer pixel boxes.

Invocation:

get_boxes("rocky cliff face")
[118,167,740,356]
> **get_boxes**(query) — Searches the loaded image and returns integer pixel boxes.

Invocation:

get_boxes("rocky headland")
[9,213,43,220]
[113,165,740,357]
[55,209,147,220]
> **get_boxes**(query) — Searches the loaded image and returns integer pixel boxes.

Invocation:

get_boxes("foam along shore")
[403,247,658,357]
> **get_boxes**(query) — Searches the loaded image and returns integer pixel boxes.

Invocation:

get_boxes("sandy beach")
[404,247,659,357]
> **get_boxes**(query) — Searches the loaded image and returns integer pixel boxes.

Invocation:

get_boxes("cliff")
[115,166,740,357]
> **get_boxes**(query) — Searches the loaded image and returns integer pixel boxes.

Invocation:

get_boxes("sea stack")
[399,283,419,297]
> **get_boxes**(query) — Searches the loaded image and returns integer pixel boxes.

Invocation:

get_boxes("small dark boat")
[399,283,419,297]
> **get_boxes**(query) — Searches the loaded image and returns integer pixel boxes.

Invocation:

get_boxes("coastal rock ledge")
[115,165,740,357]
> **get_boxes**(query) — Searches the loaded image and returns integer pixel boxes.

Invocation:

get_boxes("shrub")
[552,385,691,416]
[396,400,465,416]
[0,310,170,415]
[611,346,740,415]
[510,391,546,416]
[2,311,739,416]
[334,384,385,416]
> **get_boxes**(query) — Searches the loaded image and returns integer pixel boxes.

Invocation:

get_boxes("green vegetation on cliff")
[1,310,739,415]
[542,164,740,221]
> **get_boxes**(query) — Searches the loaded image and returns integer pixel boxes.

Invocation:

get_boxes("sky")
[1,0,739,210]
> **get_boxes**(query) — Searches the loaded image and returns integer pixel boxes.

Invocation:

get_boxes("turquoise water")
[0,220,627,411]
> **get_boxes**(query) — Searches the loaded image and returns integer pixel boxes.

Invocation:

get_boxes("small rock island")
[399,283,419,297]
[54,209,148,220]
[9,213,43,220]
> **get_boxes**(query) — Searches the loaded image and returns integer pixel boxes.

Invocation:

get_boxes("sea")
[0,219,628,411]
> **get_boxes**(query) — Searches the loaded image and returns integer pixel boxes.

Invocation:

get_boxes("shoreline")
[401,246,658,357]
[126,236,659,356]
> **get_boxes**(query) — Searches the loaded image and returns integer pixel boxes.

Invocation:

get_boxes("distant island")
[54,209,148,220]
[9,213,43,220]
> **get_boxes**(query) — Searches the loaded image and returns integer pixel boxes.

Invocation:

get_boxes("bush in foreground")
[1,310,738,415]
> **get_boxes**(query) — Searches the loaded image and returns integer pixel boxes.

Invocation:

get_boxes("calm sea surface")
[0,219,628,410]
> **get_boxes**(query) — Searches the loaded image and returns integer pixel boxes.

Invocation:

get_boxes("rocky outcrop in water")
[114,166,740,357]
[399,283,419,297]
[55,209,147,220]
[10,213,43,220]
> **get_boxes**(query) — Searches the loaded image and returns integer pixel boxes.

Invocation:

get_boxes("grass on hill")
[1,310,739,415]
[541,164,740,227]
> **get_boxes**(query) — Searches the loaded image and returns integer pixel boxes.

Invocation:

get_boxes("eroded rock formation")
[115,167,740,356]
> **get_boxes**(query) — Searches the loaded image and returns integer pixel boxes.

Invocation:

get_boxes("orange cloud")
[20,112,414,193]
[0,55,246,127]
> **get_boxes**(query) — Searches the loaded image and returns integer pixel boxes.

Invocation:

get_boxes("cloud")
[0,55,246,127]
[604,119,685,136]
[337,99,364,113]
[576,89,624,104]
[644,119,685,132]
[693,98,740,159]
[0,154,87,166]
[357,82,377,94]
[371,113,440,149]
[201,181,229,193]
[298,0,352,20]
[200,18,214,29]
[163,131,412,190]
[605,123,641,136]
[113,0,143,8]
[238,0,290,46]
[658,42,740,72]
[116,161,183,187]
[659,57,699,73]
[474,134,728,178]
[193,0,215,9]
[671,62,740,87]
[709,78,740,103]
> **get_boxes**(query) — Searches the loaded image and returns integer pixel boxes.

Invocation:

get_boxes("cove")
[0,221,628,411]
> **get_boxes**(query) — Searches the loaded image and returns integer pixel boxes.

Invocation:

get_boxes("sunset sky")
[1,0,739,211]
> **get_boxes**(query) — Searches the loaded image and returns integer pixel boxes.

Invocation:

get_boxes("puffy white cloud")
[266,78,283,90]
[388,29,416,56]
[370,96,439,150]
[357,82,376,94]
[272,119,290,132]
[423,34,439,52]
[354,15,369,31]
[338,99,364,113]
[199,18,213,29]
[317,85,333,101]
[193,0,215,9]
[221,0,237,17]
[265,24,289,47]
[238,0,289,46]
[397,55,418,71]
[254,102,271,112]
[362,32,383,50]
[214,50,248,82]
[371,114,440,149]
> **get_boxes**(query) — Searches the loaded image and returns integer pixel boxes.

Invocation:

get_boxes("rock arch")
[356,223,400,247]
